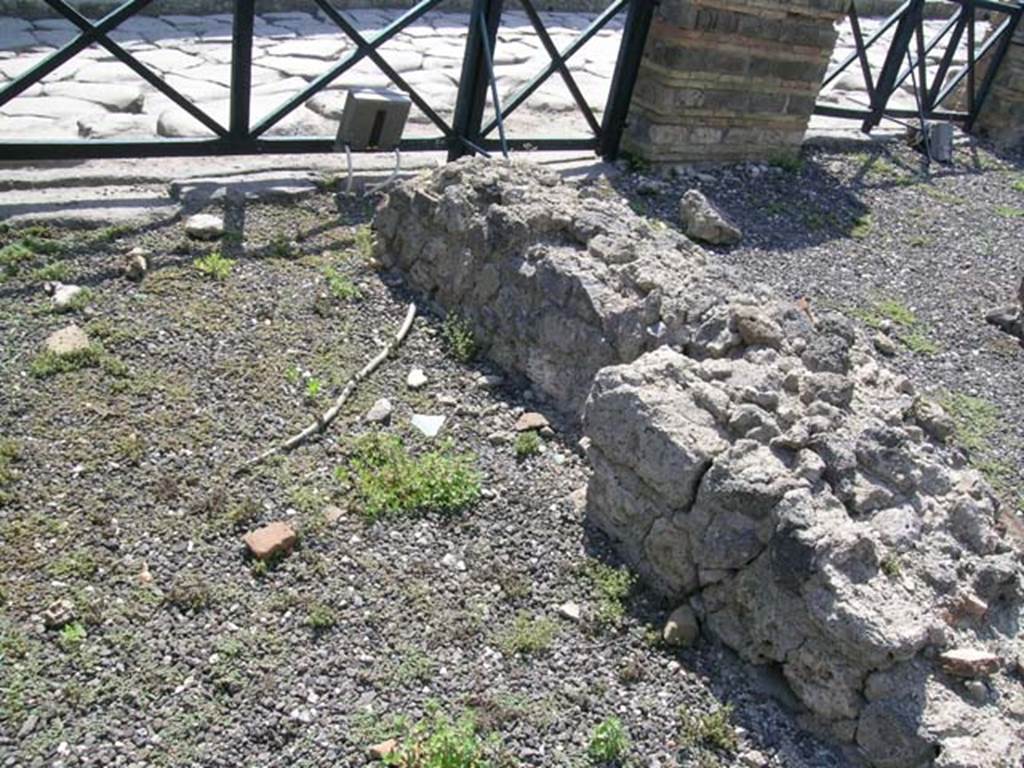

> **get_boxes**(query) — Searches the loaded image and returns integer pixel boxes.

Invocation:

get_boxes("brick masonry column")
[623,0,849,164]
[974,20,1024,148]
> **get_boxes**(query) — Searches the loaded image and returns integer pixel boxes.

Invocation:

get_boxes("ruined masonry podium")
[624,0,849,163]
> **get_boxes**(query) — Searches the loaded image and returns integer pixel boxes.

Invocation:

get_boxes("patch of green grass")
[848,213,873,240]
[767,152,803,173]
[679,705,738,754]
[31,261,71,282]
[306,601,338,630]
[995,205,1024,218]
[938,392,1000,453]
[193,252,236,280]
[58,621,87,651]
[851,297,939,356]
[1012,176,1024,193]
[353,225,374,261]
[0,439,20,501]
[383,707,495,768]
[901,329,939,355]
[498,612,557,656]
[31,343,101,376]
[0,242,35,277]
[907,234,931,247]
[442,313,477,363]
[305,377,323,401]
[584,560,635,628]
[46,549,98,581]
[391,644,437,685]
[514,431,541,459]
[588,717,630,764]
[268,234,297,260]
[323,266,360,300]
[342,433,481,521]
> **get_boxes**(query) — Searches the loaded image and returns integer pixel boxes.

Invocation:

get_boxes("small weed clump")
[166,576,212,613]
[587,717,630,764]
[880,553,902,577]
[848,213,873,240]
[323,266,360,300]
[353,225,374,261]
[0,439,20,503]
[679,704,738,755]
[343,433,480,521]
[30,345,100,377]
[443,313,477,363]
[193,252,236,280]
[1012,176,1024,193]
[383,708,495,768]
[767,152,803,173]
[58,621,87,650]
[514,431,541,459]
[584,560,635,628]
[306,601,338,630]
[995,205,1024,218]
[498,612,557,656]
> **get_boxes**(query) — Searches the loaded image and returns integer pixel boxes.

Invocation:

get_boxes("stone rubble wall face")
[625,0,847,163]
[375,159,1024,768]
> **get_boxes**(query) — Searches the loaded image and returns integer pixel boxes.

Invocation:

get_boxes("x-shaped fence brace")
[0,0,656,161]
[814,0,1024,131]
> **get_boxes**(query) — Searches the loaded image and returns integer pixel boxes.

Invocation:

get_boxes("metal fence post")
[230,0,255,141]
[449,0,505,160]
[863,0,923,132]
[599,0,656,160]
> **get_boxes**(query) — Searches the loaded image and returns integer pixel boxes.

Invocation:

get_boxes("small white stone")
[406,367,428,389]
[51,283,84,311]
[411,413,445,438]
[558,601,582,621]
[365,397,392,423]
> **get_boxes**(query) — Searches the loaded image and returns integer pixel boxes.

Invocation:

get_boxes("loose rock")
[185,212,225,240]
[406,368,428,389]
[939,648,1001,678]
[679,189,742,245]
[243,521,297,560]
[43,598,75,629]
[411,413,446,438]
[124,248,148,280]
[43,324,90,356]
[514,412,550,432]
[365,397,393,424]
[662,604,700,647]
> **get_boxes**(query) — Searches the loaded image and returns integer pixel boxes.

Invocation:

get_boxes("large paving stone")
[42,82,146,113]
[78,113,157,139]
[0,96,107,120]
[265,37,347,60]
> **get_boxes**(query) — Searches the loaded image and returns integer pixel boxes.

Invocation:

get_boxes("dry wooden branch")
[238,302,417,473]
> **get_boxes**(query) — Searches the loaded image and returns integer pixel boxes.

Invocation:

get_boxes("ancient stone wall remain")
[624,0,848,164]
[974,22,1024,148]
[375,159,1024,768]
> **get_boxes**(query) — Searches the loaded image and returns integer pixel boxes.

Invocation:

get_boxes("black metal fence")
[814,0,1024,132]
[0,0,655,161]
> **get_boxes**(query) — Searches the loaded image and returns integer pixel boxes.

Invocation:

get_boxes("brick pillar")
[974,20,1024,148]
[623,0,849,164]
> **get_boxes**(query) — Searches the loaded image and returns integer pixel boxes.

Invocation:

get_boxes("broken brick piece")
[243,521,297,560]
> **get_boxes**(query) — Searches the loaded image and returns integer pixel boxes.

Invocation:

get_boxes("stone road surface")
[0,9,995,145]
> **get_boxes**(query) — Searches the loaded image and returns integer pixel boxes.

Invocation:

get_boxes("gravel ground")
[617,135,1024,525]
[0,190,846,768]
